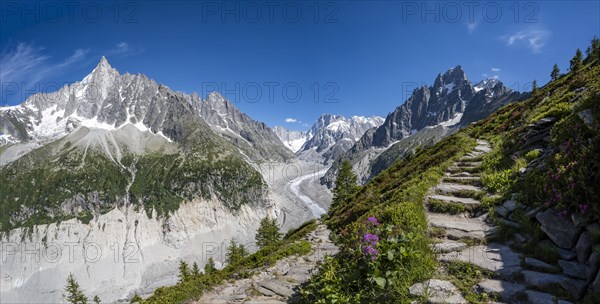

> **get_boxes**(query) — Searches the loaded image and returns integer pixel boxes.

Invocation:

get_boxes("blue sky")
[1,1,598,130]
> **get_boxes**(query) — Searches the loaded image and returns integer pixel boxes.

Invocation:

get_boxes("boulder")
[536,209,583,248]
[575,232,593,263]
[525,290,554,304]
[524,257,560,272]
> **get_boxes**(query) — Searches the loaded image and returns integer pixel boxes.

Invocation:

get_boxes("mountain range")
[321,65,527,186]
[0,59,525,303]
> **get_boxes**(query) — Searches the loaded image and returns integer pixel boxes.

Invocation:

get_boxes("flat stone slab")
[524,257,560,272]
[428,194,481,206]
[474,279,526,301]
[257,279,294,297]
[409,279,467,304]
[522,270,566,287]
[440,244,521,272]
[432,240,468,253]
[428,213,488,232]
[435,183,483,193]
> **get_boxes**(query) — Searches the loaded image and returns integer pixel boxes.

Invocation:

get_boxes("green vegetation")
[297,134,476,303]
[225,239,248,265]
[142,219,317,303]
[298,36,600,303]
[64,273,89,304]
[255,217,282,249]
[442,261,497,303]
[331,160,359,209]
[428,199,466,215]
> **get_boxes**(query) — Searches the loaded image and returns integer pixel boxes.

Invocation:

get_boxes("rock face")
[0,56,293,164]
[294,114,384,165]
[322,66,525,187]
[197,92,294,161]
[0,198,278,303]
[272,126,309,152]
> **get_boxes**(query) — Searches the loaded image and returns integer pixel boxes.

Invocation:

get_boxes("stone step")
[431,240,467,253]
[255,279,294,297]
[434,183,484,195]
[439,244,521,273]
[443,176,482,186]
[446,166,481,174]
[474,279,526,302]
[446,171,481,178]
[427,194,481,206]
[455,161,483,167]
[409,279,467,304]
[427,213,491,240]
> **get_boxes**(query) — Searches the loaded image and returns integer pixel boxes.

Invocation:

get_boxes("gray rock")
[440,244,521,272]
[560,277,587,300]
[474,279,525,301]
[536,209,583,248]
[524,257,560,272]
[558,259,589,280]
[578,109,594,126]
[502,200,521,212]
[432,240,467,254]
[575,232,593,263]
[589,268,600,293]
[494,206,510,218]
[524,290,554,304]
[256,279,294,297]
[557,301,574,304]
[409,279,467,304]
[522,270,566,287]
[427,213,490,240]
[557,248,577,261]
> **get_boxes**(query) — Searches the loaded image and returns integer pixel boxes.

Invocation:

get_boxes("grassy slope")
[298,57,599,303]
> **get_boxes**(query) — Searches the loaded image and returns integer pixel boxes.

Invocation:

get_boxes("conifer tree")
[570,49,583,73]
[332,160,359,209]
[178,260,190,282]
[551,64,560,81]
[192,262,201,276]
[64,273,88,304]
[255,217,282,248]
[93,295,101,304]
[204,257,216,274]
[130,293,142,303]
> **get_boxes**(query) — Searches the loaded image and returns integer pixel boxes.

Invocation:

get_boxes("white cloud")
[502,29,550,53]
[467,22,478,34]
[0,42,89,103]
[491,67,501,72]
[285,118,298,123]
[107,42,144,57]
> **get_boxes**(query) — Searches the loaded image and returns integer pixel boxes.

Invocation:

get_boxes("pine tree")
[570,49,583,73]
[178,260,190,282]
[64,273,88,304]
[192,262,201,276]
[204,257,216,274]
[585,36,600,63]
[93,295,101,304]
[332,160,358,209]
[550,64,560,81]
[532,80,538,95]
[226,239,247,265]
[255,217,282,248]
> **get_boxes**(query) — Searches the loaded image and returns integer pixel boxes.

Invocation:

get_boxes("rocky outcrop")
[195,223,338,304]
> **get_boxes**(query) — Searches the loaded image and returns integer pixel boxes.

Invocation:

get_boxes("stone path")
[410,140,577,304]
[195,223,338,304]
